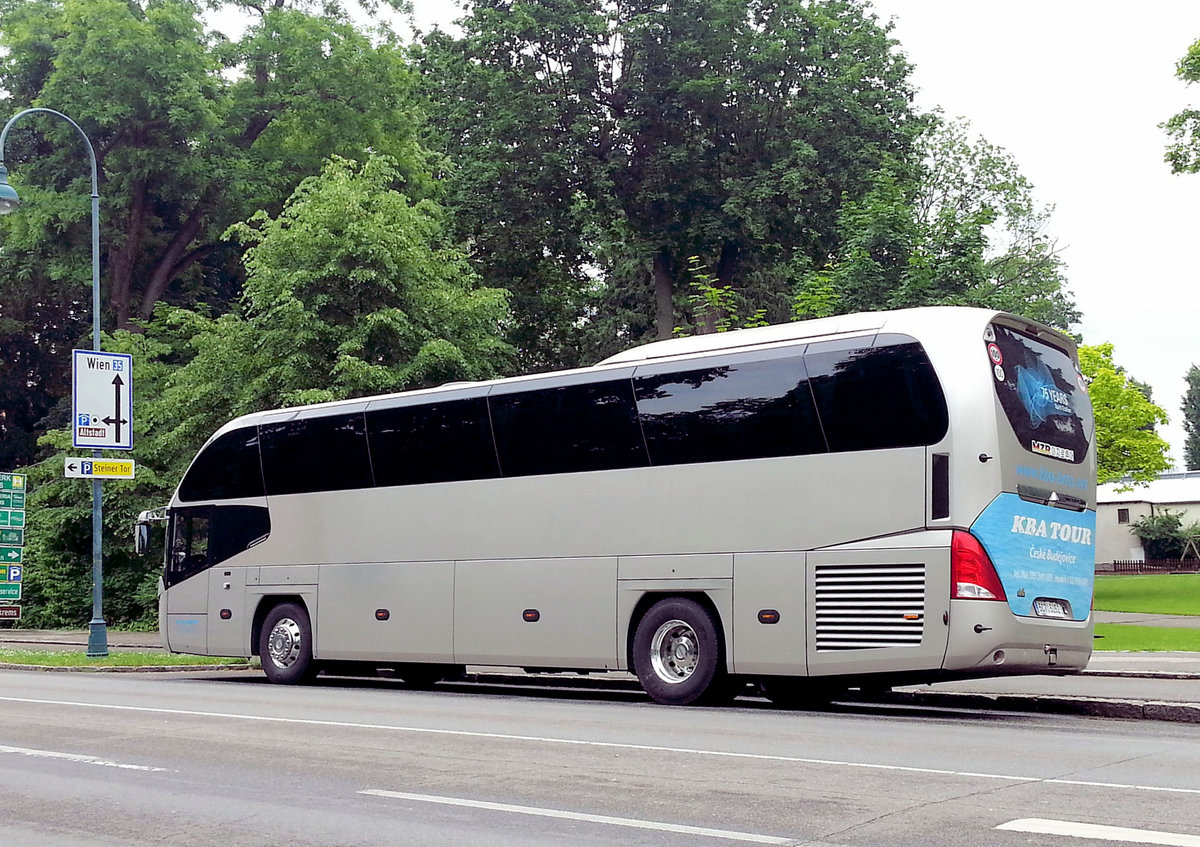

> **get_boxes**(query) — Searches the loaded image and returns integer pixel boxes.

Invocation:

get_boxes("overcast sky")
[867,1,1200,466]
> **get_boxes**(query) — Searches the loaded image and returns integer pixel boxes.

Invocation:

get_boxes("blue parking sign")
[8,565,21,582]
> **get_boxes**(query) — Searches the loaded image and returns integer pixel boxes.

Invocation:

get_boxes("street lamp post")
[0,108,108,658]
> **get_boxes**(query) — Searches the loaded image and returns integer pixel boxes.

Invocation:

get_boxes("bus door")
[207,565,252,657]
[164,507,210,654]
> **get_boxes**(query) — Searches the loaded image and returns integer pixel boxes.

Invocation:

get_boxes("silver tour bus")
[138,306,1097,705]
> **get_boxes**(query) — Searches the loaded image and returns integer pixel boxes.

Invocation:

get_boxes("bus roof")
[208,305,1065,439]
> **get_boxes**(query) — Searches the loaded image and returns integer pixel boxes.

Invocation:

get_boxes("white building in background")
[1095,472,1200,567]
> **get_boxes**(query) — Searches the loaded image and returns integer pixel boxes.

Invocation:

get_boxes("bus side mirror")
[135,522,151,556]
[134,507,168,555]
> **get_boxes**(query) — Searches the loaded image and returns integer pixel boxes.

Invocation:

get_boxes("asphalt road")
[1,669,1199,847]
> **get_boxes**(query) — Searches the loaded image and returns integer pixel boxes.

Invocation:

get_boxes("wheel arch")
[624,590,730,674]
[250,594,309,658]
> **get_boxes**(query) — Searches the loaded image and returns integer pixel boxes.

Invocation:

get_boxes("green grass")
[0,649,250,668]
[1093,574,1200,616]
[1093,624,1200,652]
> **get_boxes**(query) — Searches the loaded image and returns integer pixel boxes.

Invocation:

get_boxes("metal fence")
[1109,560,1200,574]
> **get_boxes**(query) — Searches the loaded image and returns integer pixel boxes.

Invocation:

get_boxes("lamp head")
[0,164,21,214]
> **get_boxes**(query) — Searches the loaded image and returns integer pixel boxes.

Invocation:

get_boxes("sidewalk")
[1094,610,1200,628]
[0,628,163,651]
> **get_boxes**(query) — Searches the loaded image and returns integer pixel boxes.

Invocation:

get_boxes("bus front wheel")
[632,598,725,706]
[261,602,318,684]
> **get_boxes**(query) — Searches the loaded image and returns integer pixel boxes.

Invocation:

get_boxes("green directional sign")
[0,528,23,546]
[0,547,22,565]
[0,473,26,492]
[0,583,19,601]
[0,510,25,529]
[0,491,25,510]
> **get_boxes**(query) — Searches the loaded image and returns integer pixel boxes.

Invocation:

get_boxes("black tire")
[260,602,318,684]
[632,597,726,706]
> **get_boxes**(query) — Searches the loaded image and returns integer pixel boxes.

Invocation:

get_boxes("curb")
[1081,669,1200,681]
[0,662,254,673]
[466,672,1200,724]
[879,689,1200,723]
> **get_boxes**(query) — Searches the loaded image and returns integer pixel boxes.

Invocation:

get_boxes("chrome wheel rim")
[267,617,303,669]
[649,619,699,685]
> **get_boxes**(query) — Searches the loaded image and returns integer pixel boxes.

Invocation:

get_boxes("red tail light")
[951,530,1007,601]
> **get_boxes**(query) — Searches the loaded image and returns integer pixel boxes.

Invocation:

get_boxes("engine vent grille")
[814,563,926,651]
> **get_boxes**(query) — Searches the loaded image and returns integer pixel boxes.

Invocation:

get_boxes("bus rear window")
[988,324,1092,464]
[805,336,948,452]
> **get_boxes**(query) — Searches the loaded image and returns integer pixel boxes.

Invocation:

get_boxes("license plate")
[1034,598,1069,619]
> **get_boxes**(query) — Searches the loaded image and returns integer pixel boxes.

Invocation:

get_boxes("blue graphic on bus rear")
[970,493,1095,621]
[1015,359,1072,428]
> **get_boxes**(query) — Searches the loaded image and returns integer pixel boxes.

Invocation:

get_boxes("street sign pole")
[88,470,104,657]
[70,350,132,660]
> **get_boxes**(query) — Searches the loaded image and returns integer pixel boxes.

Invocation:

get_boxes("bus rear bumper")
[943,599,1093,675]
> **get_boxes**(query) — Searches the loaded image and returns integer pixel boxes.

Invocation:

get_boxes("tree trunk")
[136,196,210,323]
[654,249,674,340]
[109,179,148,331]
[698,242,740,334]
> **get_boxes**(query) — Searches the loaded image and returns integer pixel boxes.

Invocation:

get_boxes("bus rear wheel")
[261,602,318,684]
[632,598,725,706]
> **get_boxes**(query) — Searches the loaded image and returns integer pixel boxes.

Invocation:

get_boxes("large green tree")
[418,0,920,366]
[1164,37,1200,173]
[613,0,918,338]
[18,153,513,627]
[415,0,611,370]
[1183,364,1200,470]
[156,153,513,456]
[804,117,1079,329]
[0,0,427,469]
[1078,343,1171,484]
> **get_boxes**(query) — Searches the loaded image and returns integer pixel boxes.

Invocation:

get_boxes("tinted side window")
[491,380,648,477]
[634,355,827,465]
[165,505,270,588]
[806,337,948,452]
[211,506,271,568]
[260,413,373,495]
[178,428,264,502]
[367,398,499,486]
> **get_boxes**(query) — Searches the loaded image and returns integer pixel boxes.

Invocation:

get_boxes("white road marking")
[0,744,168,772]
[998,818,1200,846]
[2,695,1197,797]
[361,789,793,844]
